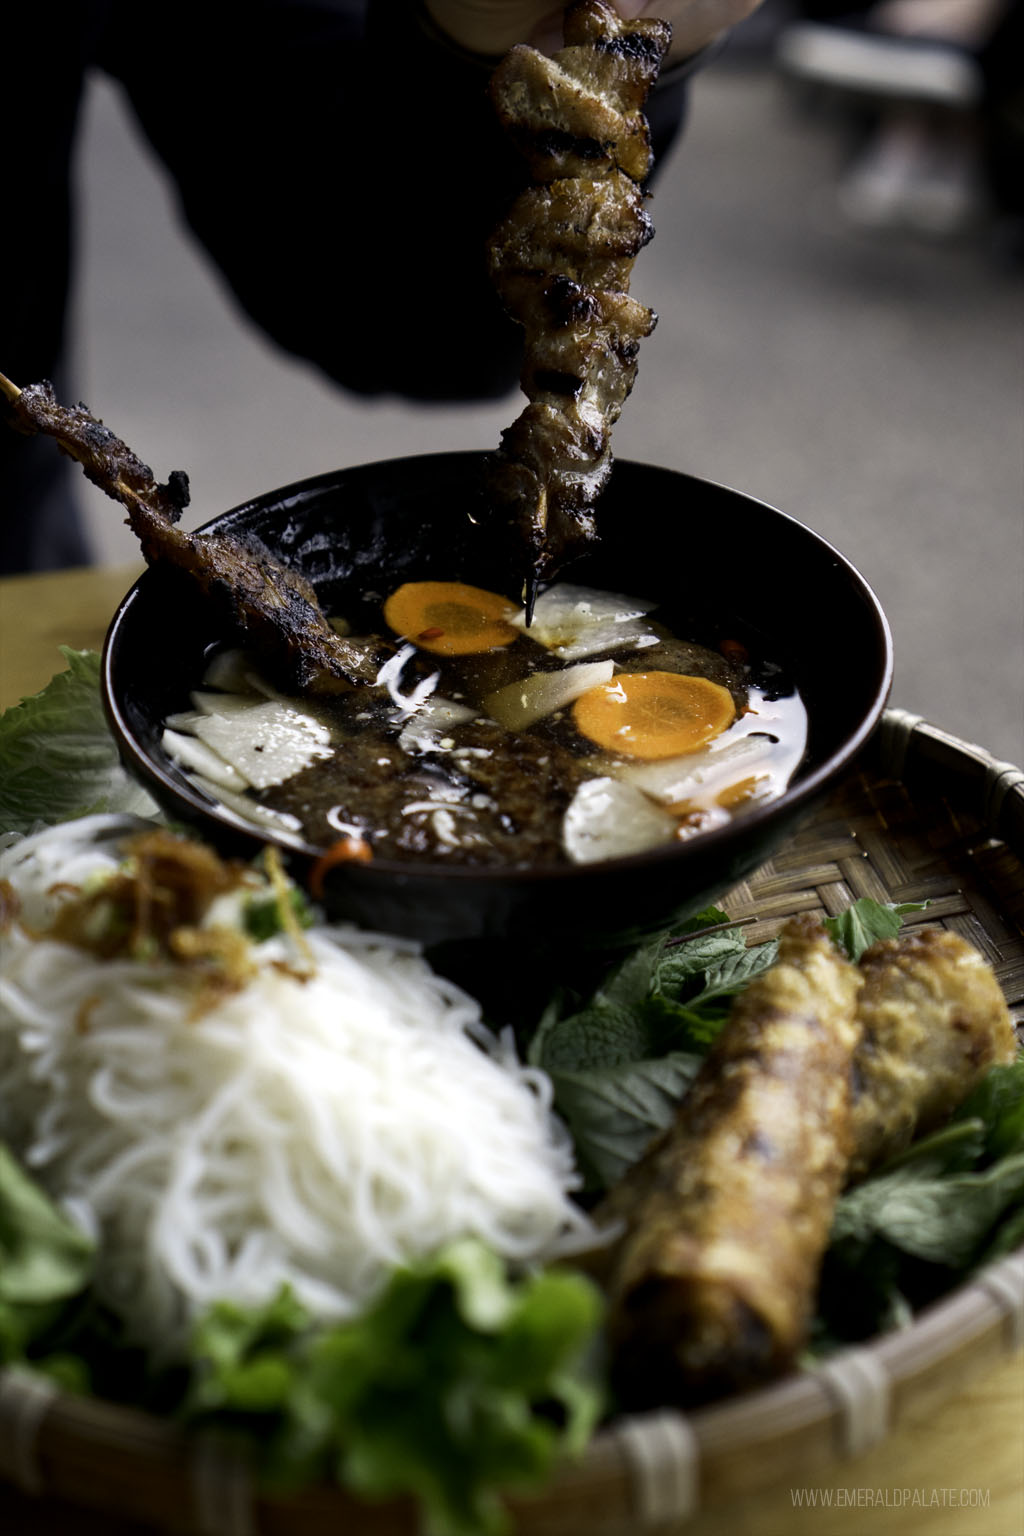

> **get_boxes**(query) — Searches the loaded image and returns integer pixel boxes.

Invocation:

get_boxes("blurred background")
[65,0,1023,763]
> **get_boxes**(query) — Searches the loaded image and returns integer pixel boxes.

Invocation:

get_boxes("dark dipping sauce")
[164,582,808,870]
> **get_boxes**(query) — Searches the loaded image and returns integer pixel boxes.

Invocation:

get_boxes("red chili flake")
[309,836,374,899]
[418,627,446,641]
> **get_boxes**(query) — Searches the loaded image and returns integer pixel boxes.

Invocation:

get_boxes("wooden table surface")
[0,565,1021,1536]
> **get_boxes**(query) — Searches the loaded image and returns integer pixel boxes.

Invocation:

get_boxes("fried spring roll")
[600,914,863,1407]
[848,927,1017,1178]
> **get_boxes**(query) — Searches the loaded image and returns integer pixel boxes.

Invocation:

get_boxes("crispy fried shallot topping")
[44,829,251,962]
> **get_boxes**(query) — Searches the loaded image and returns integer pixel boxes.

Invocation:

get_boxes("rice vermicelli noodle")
[0,816,593,1355]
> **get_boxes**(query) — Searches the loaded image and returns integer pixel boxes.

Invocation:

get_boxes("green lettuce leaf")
[0,649,158,833]
[0,1143,95,1362]
[185,1240,605,1536]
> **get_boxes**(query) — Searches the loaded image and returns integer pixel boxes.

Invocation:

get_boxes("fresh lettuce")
[184,1240,605,1536]
[0,1144,94,1371]
[0,648,158,833]
[0,1134,605,1536]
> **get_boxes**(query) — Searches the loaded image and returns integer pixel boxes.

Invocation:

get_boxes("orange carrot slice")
[383,581,519,655]
[572,672,735,760]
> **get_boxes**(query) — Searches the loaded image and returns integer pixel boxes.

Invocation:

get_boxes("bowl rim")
[101,452,895,884]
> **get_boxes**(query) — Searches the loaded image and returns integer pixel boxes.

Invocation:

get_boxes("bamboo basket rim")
[1,707,1022,1536]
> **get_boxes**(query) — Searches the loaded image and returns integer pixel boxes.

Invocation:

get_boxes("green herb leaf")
[547,1053,703,1189]
[831,1153,1024,1269]
[654,927,749,993]
[953,1060,1024,1162]
[185,1242,605,1536]
[0,650,158,833]
[823,898,929,961]
[0,1143,95,1361]
[244,887,315,942]
[816,1058,1024,1348]
[532,915,777,1190]
[678,937,781,1007]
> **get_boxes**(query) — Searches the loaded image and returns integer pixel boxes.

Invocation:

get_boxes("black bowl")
[102,453,892,960]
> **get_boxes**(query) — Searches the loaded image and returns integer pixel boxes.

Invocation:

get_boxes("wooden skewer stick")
[0,370,23,404]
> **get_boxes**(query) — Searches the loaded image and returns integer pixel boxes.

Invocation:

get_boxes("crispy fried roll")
[848,926,1018,1178]
[599,914,863,1407]
[486,0,671,605]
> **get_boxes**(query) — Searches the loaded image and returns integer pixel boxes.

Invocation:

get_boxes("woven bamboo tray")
[1,708,1022,1536]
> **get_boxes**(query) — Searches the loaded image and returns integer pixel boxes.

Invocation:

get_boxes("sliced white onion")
[161,728,251,792]
[562,777,677,864]
[188,773,306,839]
[186,695,332,790]
[615,734,768,805]
[514,583,658,661]
[483,659,615,731]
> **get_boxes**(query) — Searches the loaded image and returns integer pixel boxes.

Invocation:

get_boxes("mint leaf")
[548,1053,702,1189]
[681,937,780,1007]
[817,1058,1024,1347]
[0,1145,94,1306]
[532,916,778,1189]
[831,1154,1024,1269]
[0,650,158,832]
[654,928,748,992]
[823,898,928,961]
[953,1060,1024,1161]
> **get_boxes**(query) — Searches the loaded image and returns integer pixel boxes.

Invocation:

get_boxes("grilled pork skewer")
[0,377,384,693]
[487,0,671,611]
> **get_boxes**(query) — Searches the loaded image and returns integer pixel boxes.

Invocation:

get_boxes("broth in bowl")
[102,452,892,948]
[159,579,808,870]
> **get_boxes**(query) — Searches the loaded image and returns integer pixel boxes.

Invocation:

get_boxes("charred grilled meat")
[596,915,864,1408]
[848,926,1017,1179]
[2,379,384,693]
[487,0,671,606]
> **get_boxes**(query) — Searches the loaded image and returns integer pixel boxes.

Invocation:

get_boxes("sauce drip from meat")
[161,581,808,868]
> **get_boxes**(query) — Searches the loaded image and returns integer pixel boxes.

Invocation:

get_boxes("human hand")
[423,0,765,61]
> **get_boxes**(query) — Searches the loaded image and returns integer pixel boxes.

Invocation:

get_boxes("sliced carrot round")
[572,672,736,760]
[383,581,520,655]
